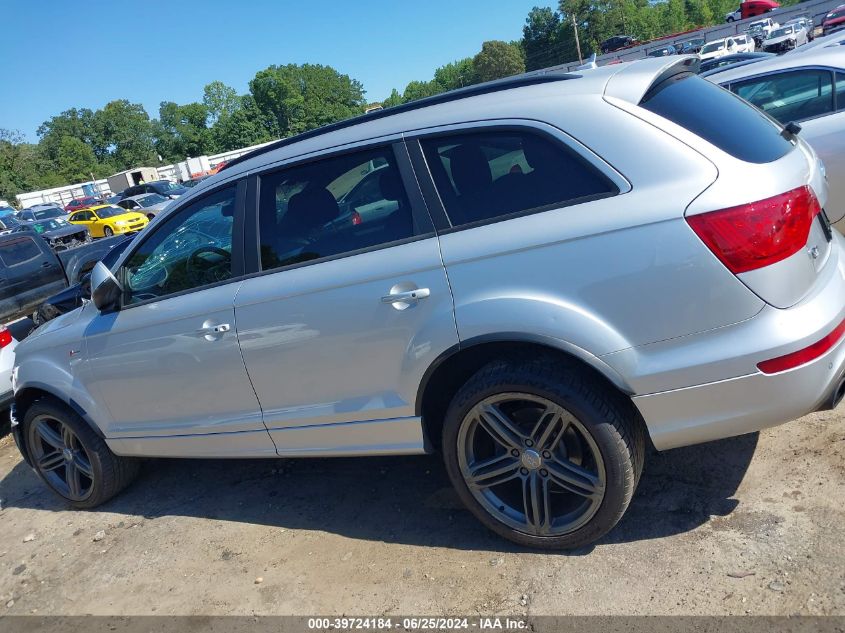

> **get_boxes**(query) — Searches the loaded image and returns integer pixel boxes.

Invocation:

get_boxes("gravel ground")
[0,406,843,616]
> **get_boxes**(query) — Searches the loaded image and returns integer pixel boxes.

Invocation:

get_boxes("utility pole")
[572,14,583,63]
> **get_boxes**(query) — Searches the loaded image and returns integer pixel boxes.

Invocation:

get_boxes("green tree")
[203,81,240,125]
[36,108,101,162]
[433,57,477,90]
[523,7,569,71]
[472,40,526,83]
[402,80,442,103]
[56,137,101,183]
[381,89,403,108]
[249,63,366,137]
[210,95,276,152]
[155,101,212,161]
[94,100,158,169]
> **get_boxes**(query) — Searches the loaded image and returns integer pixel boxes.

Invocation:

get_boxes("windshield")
[828,10,845,20]
[32,218,70,233]
[0,207,16,216]
[137,194,168,207]
[154,181,181,192]
[95,206,128,219]
[769,26,794,37]
[33,208,64,220]
[749,20,767,29]
[1,215,21,228]
[701,41,725,53]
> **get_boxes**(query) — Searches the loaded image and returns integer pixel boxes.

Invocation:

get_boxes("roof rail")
[220,71,580,172]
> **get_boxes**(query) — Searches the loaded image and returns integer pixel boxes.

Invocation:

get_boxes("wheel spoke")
[522,472,551,535]
[61,425,76,450]
[531,406,570,451]
[476,403,526,450]
[546,458,603,500]
[65,463,83,499]
[466,454,520,489]
[36,422,64,450]
[73,453,93,479]
[37,451,65,472]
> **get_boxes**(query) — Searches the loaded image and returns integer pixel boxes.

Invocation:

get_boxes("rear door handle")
[381,288,430,304]
[197,323,231,339]
[41,261,52,268]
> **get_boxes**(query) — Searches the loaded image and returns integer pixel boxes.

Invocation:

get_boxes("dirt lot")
[0,405,843,616]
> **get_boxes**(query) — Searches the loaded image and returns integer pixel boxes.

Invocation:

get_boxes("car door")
[81,180,274,455]
[0,234,65,321]
[234,140,457,455]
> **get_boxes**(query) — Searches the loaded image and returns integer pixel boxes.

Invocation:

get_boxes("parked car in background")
[678,38,705,54]
[105,194,123,205]
[0,214,25,234]
[10,59,844,550]
[20,218,90,251]
[68,204,148,237]
[0,229,118,324]
[822,5,845,36]
[0,206,16,218]
[785,16,815,41]
[64,196,102,213]
[182,176,210,189]
[762,23,809,53]
[699,51,774,74]
[19,205,69,223]
[699,38,736,60]
[707,47,845,230]
[600,34,638,54]
[117,193,171,219]
[746,17,780,47]
[0,324,18,409]
[648,44,678,57]
[34,235,133,325]
[118,179,187,201]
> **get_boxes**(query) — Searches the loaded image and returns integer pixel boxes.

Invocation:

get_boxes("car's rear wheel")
[103,226,114,237]
[147,213,155,221]
[442,358,644,549]
[24,398,139,508]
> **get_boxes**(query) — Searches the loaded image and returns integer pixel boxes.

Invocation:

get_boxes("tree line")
[1,0,803,203]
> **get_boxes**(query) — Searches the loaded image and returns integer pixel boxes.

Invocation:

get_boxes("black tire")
[103,226,114,237]
[442,357,645,550]
[147,213,155,221]
[23,398,140,509]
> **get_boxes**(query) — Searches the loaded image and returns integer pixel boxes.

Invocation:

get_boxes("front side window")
[258,146,415,272]
[122,186,236,304]
[420,130,616,227]
[732,70,834,122]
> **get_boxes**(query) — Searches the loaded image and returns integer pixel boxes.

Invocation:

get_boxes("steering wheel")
[186,246,231,285]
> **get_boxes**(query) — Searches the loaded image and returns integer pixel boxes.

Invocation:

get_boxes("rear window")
[0,237,42,266]
[640,73,793,163]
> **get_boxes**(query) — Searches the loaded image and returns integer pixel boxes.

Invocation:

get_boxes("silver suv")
[11,58,845,549]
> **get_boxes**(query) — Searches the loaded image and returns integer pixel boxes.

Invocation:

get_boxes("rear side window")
[731,70,834,122]
[420,130,617,228]
[641,73,792,163]
[0,237,42,266]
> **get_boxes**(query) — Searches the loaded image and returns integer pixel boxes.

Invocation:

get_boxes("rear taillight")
[351,211,362,226]
[758,316,845,374]
[0,327,12,349]
[686,186,821,274]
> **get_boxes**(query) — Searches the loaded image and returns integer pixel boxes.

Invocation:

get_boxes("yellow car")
[68,204,148,238]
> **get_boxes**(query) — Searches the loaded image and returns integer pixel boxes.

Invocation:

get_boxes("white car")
[707,46,845,230]
[732,34,757,52]
[747,17,779,36]
[762,23,809,53]
[0,324,18,409]
[700,37,744,60]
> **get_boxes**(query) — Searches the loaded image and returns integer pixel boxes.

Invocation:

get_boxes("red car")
[64,196,100,213]
[823,4,845,36]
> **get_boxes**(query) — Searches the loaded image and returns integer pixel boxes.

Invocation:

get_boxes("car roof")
[215,58,686,184]
[123,193,160,201]
[704,45,845,83]
[85,204,124,212]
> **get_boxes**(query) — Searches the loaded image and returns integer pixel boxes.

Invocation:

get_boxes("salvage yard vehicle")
[68,204,148,237]
[21,217,90,251]
[822,4,845,36]
[116,193,171,220]
[707,46,845,230]
[699,52,774,75]
[762,24,809,53]
[0,324,18,409]
[10,58,845,550]
[64,196,101,213]
[0,230,120,324]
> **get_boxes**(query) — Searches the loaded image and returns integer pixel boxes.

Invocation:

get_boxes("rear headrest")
[285,188,339,234]
[378,169,404,202]
[450,144,492,196]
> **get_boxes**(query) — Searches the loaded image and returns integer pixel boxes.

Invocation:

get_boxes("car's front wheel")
[103,226,114,237]
[24,398,139,508]
[442,357,644,549]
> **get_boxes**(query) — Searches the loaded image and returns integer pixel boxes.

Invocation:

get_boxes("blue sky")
[1,0,545,141]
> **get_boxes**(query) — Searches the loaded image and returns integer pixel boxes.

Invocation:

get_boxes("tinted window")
[641,73,792,163]
[258,146,416,272]
[123,186,236,304]
[420,130,616,228]
[0,237,42,266]
[732,70,834,122]
[835,72,845,110]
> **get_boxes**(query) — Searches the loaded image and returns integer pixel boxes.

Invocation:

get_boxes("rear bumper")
[633,336,845,450]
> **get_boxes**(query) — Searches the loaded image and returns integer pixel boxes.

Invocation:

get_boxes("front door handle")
[381,288,430,304]
[197,322,231,340]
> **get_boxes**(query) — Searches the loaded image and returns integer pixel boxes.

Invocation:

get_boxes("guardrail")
[545,0,843,72]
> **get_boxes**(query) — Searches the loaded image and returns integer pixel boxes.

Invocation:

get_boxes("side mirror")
[90,261,122,312]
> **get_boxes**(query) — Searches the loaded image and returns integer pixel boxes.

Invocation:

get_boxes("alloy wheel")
[29,415,95,502]
[457,393,606,536]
